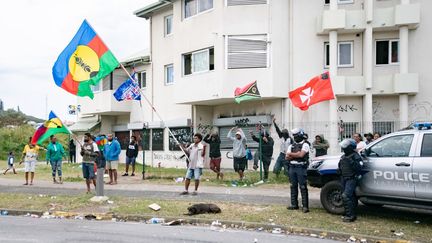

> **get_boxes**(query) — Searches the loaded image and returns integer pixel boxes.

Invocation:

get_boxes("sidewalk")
[0,177,322,207]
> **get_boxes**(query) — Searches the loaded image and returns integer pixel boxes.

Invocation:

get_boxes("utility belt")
[289,161,307,167]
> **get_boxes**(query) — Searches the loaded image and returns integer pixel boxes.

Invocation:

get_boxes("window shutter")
[227,0,267,6]
[227,35,268,69]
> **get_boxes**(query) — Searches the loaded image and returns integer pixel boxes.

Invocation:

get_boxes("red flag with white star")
[289,72,335,111]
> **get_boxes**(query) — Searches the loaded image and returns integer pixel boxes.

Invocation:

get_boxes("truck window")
[421,134,432,157]
[368,134,413,157]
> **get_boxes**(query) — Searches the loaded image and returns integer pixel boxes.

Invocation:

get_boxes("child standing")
[3,152,17,175]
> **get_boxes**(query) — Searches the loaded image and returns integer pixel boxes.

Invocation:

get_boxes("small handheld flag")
[32,111,71,145]
[289,72,334,111]
[113,73,141,101]
[52,20,119,99]
[234,80,261,104]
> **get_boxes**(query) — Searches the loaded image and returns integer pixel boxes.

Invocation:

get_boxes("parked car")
[307,123,432,214]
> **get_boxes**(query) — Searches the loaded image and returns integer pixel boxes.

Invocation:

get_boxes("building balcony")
[78,90,132,115]
[317,3,420,35]
[333,73,419,96]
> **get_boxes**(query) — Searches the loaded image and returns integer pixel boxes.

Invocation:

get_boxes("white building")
[73,0,431,169]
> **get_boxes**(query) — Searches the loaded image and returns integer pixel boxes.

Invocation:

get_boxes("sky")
[0,0,155,121]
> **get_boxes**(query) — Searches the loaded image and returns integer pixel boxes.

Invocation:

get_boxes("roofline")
[134,0,173,19]
[121,56,151,67]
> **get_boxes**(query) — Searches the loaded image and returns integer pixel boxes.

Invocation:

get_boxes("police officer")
[338,138,363,222]
[285,128,310,213]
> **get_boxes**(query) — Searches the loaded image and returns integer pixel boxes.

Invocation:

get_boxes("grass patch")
[0,192,430,242]
[0,160,289,188]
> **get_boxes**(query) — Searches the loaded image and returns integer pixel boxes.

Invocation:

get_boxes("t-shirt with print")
[23,145,40,162]
[187,143,204,169]
[82,142,99,163]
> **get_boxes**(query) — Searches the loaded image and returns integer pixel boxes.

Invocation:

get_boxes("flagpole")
[118,63,191,164]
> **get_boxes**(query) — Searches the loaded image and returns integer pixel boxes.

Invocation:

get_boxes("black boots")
[300,185,309,213]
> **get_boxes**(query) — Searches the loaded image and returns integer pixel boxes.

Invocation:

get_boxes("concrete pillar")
[328,0,338,154]
[363,0,373,134]
[399,0,409,128]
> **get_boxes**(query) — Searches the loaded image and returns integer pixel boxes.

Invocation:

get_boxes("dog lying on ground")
[186,203,221,216]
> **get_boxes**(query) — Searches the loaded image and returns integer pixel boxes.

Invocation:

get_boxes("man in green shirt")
[46,135,65,184]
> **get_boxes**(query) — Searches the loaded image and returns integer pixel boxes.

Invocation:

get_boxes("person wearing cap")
[285,128,310,213]
[338,138,363,222]
[250,129,274,182]
[227,127,247,181]
[364,133,373,145]
[272,117,292,177]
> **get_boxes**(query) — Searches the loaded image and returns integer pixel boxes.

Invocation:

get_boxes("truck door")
[359,134,415,198]
[413,133,432,199]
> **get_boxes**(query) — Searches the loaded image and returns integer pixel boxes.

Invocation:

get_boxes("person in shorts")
[203,132,223,180]
[103,134,121,185]
[227,127,247,181]
[123,135,138,176]
[80,133,99,193]
[180,133,206,196]
[20,137,40,185]
[4,151,17,175]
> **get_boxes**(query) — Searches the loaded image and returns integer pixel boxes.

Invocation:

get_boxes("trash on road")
[271,228,282,234]
[210,220,224,232]
[0,210,9,216]
[50,196,57,199]
[254,180,264,186]
[107,200,114,204]
[347,236,357,242]
[148,203,161,211]
[30,214,39,218]
[174,177,184,183]
[394,232,405,237]
[162,219,183,226]
[149,217,165,224]
[414,220,420,224]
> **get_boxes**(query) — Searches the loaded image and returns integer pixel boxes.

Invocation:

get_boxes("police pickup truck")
[307,123,432,214]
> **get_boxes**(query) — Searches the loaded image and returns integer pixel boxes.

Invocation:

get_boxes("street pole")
[259,124,263,181]
[142,131,146,180]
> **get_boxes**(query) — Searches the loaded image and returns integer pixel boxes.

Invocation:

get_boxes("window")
[184,0,213,18]
[372,121,395,136]
[132,129,150,151]
[91,81,102,93]
[367,135,413,157]
[151,129,164,151]
[165,15,173,36]
[136,72,146,88]
[227,0,267,6]
[325,0,354,4]
[114,131,130,150]
[421,134,432,157]
[339,122,359,140]
[169,127,193,151]
[376,40,399,65]
[183,48,214,75]
[165,64,174,85]
[227,35,268,69]
[324,41,353,68]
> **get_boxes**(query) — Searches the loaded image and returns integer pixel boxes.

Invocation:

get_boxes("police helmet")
[339,138,356,150]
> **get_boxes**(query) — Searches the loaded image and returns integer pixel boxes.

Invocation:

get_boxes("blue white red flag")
[113,73,141,101]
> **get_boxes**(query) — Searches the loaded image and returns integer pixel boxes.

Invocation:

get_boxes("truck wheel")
[320,180,345,215]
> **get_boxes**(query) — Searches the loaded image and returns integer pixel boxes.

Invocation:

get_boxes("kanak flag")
[289,72,335,111]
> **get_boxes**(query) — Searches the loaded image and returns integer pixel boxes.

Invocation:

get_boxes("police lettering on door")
[373,171,431,183]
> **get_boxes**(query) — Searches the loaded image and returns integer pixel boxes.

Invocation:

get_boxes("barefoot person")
[20,137,40,185]
[80,133,99,193]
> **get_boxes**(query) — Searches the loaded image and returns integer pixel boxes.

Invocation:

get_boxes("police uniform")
[286,140,310,212]
[338,139,363,222]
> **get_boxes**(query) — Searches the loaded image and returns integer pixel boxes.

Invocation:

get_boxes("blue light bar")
[413,122,432,130]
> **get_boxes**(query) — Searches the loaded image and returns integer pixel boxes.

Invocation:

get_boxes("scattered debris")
[74,215,84,220]
[30,214,39,218]
[394,232,405,237]
[163,219,183,226]
[148,203,161,211]
[107,200,114,204]
[254,180,264,186]
[347,236,357,242]
[0,210,8,216]
[149,217,165,224]
[206,179,210,182]
[111,218,117,222]
[254,238,258,243]
[210,220,224,232]
[360,239,367,243]
[414,221,420,224]
[50,196,57,199]
[256,227,264,232]
[310,234,318,238]
[38,194,47,198]
[271,228,282,234]
[175,177,184,183]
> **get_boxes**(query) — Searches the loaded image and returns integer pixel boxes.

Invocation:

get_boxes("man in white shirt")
[180,133,206,196]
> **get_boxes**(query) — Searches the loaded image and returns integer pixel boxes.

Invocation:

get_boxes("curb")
[0,208,414,243]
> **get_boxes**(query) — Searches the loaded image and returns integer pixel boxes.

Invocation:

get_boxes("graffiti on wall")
[234,118,250,127]
[337,104,358,113]
[409,101,432,121]
[153,152,184,162]
[196,123,213,134]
